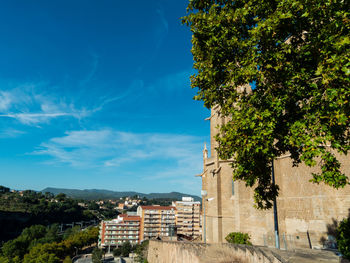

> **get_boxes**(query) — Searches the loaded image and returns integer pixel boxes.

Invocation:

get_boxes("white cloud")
[0,84,116,125]
[33,129,205,181]
[0,128,25,138]
[0,91,12,111]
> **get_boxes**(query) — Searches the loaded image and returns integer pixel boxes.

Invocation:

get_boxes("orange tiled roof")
[141,205,176,210]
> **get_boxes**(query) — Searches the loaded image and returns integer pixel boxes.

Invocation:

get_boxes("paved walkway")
[260,247,343,263]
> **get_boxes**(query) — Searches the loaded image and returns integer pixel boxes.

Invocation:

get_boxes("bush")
[63,256,72,263]
[225,232,252,245]
[336,218,350,259]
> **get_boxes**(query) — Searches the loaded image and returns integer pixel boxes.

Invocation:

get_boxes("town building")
[199,106,350,249]
[117,203,126,210]
[99,214,141,249]
[173,197,201,238]
[137,205,176,241]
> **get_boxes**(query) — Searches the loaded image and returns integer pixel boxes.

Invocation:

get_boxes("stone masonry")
[200,106,350,249]
[147,240,341,263]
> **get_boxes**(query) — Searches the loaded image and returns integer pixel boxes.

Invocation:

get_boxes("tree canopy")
[183,0,350,208]
[0,225,99,263]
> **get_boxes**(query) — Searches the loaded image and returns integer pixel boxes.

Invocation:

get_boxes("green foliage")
[183,0,350,209]
[112,241,149,262]
[1,224,56,260]
[62,226,81,240]
[336,218,350,259]
[41,187,201,202]
[0,225,99,263]
[91,248,103,263]
[134,240,149,263]
[113,241,133,257]
[63,256,72,263]
[0,186,10,193]
[0,188,98,242]
[22,243,61,263]
[225,232,252,245]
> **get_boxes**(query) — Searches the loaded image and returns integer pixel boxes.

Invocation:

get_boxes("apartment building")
[99,214,141,249]
[137,205,176,241]
[174,197,201,238]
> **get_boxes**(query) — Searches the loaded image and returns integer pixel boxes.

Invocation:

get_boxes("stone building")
[200,106,350,249]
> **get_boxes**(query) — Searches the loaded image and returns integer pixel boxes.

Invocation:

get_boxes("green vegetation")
[135,240,149,263]
[225,232,252,245]
[91,248,103,263]
[112,240,149,263]
[336,218,350,259]
[183,0,350,209]
[113,241,133,257]
[140,198,174,207]
[0,187,98,242]
[0,225,98,263]
[42,188,201,202]
[62,256,72,263]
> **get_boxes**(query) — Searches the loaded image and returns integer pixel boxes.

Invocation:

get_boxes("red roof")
[119,214,141,221]
[141,205,176,210]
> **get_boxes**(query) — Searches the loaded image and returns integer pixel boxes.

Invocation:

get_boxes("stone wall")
[201,107,350,248]
[147,240,341,263]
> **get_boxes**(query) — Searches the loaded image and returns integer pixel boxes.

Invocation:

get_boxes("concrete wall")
[147,240,340,263]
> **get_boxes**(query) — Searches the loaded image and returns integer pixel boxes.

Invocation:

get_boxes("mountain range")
[41,187,201,202]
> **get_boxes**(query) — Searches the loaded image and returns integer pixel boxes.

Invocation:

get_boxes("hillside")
[42,187,201,202]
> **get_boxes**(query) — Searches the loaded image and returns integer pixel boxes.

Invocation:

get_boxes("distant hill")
[41,187,201,202]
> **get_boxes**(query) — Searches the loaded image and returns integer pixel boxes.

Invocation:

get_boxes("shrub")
[336,218,350,259]
[63,256,72,263]
[225,232,252,245]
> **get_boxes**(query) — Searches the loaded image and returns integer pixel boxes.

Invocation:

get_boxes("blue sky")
[0,0,210,195]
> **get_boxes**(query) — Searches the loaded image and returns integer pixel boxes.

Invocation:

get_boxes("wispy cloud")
[0,84,118,125]
[0,91,12,111]
[154,8,169,49]
[33,129,204,180]
[150,69,194,94]
[136,7,169,74]
[0,128,25,138]
[79,52,99,87]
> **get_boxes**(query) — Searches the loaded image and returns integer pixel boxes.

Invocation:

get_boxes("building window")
[232,180,235,195]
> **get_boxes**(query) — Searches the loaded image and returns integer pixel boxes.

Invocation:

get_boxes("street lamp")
[201,190,207,243]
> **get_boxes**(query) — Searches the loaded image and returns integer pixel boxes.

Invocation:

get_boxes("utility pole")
[272,159,280,249]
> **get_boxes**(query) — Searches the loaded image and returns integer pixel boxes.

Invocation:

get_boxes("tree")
[55,193,67,202]
[135,240,149,263]
[22,243,60,263]
[183,0,350,208]
[91,248,103,263]
[0,186,10,193]
[113,242,133,258]
[336,218,350,259]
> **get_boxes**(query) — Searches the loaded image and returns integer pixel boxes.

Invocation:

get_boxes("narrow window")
[231,180,235,195]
